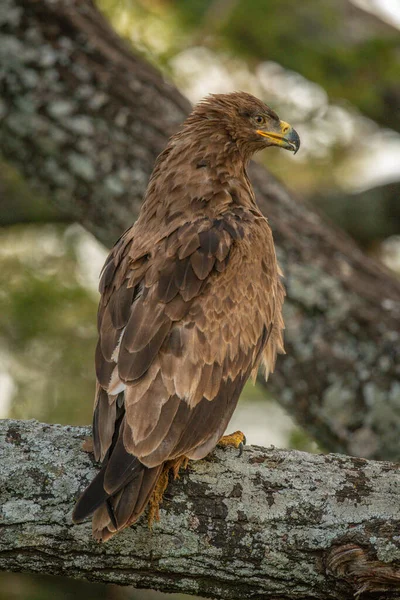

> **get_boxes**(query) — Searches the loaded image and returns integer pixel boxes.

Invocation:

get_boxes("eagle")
[72,92,300,541]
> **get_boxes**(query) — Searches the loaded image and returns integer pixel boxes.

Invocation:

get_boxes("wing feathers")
[157,265,180,302]
[95,340,115,389]
[72,463,110,523]
[190,249,216,280]
[119,320,171,381]
[199,229,220,254]
[178,232,200,259]
[103,419,144,495]
[107,282,137,329]
[99,306,122,361]
[125,394,181,457]
[164,294,190,320]
[123,301,165,352]
[124,371,169,444]
[92,386,117,462]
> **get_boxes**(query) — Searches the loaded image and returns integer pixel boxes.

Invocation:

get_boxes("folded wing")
[73,209,284,540]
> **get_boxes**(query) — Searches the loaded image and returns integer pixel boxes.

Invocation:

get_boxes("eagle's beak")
[257,120,300,154]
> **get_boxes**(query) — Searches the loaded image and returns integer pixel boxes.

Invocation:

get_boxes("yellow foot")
[147,455,190,529]
[218,430,246,456]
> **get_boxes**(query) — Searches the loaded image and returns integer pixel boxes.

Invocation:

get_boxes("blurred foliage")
[98,0,400,132]
[0,224,98,425]
[209,0,399,131]
[289,428,321,454]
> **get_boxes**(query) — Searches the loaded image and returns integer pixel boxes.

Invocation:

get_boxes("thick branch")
[0,0,399,459]
[1,419,400,599]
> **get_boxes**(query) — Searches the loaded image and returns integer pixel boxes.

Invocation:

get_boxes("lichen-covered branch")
[0,0,399,460]
[1,419,400,599]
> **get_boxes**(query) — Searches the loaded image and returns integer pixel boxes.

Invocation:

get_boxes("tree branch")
[1,419,400,599]
[0,0,399,460]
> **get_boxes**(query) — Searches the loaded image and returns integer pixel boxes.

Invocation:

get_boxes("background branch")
[0,0,399,461]
[1,419,400,599]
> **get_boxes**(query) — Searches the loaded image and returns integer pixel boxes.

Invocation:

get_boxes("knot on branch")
[327,543,400,598]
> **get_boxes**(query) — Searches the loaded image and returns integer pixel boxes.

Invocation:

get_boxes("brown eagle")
[72,92,300,541]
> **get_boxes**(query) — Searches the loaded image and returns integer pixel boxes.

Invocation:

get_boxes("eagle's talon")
[218,430,246,453]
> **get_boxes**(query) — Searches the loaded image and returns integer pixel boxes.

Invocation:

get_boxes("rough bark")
[0,0,400,460]
[2,419,400,600]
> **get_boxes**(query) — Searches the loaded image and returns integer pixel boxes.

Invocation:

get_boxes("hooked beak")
[257,120,300,154]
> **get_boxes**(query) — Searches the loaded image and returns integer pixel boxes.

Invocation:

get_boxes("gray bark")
[0,0,400,460]
[1,419,400,599]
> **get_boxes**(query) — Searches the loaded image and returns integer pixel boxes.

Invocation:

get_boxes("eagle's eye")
[255,115,265,125]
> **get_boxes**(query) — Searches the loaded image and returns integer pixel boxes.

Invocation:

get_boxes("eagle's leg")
[170,455,190,479]
[218,430,246,456]
[147,456,189,528]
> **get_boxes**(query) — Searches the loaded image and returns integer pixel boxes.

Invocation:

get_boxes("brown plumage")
[72,92,300,541]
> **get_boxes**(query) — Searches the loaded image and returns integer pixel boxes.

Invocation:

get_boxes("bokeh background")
[1,0,399,597]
